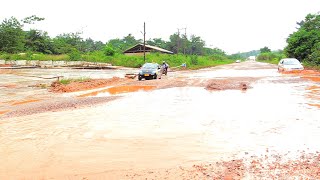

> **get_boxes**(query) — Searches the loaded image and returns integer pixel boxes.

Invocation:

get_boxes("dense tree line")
[285,13,320,65]
[230,50,260,59]
[107,33,225,57]
[0,16,105,55]
[0,15,230,59]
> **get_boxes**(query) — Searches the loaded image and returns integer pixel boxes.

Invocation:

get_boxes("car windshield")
[142,63,157,69]
[283,59,300,65]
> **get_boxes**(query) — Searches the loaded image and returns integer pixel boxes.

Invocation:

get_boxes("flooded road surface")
[1,62,320,179]
[0,68,136,113]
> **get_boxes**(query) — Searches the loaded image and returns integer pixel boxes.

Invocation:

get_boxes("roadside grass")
[59,77,90,85]
[1,51,235,69]
[302,62,320,70]
[82,53,235,69]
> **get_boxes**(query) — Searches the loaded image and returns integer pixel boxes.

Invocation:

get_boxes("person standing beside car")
[162,61,169,75]
[158,64,164,79]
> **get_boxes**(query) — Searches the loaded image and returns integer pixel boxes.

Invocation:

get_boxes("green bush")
[59,77,90,85]
[307,42,320,65]
[0,53,11,60]
[68,48,81,61]
[191,55,199,65]
[103,45,115,56]
[257,52,286,61]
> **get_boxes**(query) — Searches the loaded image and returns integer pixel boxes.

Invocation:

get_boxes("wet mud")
[2,97,120,118]
[205,78,257,91]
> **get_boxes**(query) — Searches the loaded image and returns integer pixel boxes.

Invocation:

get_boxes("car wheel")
[138,76,142,81]
[153,74,157,79]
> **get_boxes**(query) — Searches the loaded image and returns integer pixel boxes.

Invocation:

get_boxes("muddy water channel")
[1,62,320,179]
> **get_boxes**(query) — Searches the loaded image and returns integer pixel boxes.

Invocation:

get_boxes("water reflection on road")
[0,62,320,179]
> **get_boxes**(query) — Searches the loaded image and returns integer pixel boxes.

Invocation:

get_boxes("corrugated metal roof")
[124,44,173,54]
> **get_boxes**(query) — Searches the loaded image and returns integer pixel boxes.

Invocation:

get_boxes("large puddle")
[78,85,156,97]
[0,62,320,179]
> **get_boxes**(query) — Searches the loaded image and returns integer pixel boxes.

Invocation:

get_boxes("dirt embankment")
[50,77,130,93]
[2,97,120,118]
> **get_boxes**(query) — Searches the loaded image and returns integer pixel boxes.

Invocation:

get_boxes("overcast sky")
[1,0,319,54]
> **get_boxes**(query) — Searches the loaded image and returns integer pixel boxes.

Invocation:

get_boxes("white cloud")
[1,0,319,54]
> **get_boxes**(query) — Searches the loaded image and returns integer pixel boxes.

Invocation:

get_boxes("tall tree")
[166,33,181,54]
[189,35,205,55]
[146,38,167,49]
[0,17,25,53]
[108,38,125,53]
[123,34,140,49]
[22,15,45,24]
[259,46,271,53]
[25,29,53,53]
[52,32,83,54]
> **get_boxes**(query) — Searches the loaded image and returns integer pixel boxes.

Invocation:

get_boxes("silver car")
[278,58,304,72]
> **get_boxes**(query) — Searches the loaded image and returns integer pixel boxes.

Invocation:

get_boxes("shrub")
[68,48,81,61]
[104,45,115,56]
[191,55,198,65]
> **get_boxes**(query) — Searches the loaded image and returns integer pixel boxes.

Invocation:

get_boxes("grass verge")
[59,78,90,85]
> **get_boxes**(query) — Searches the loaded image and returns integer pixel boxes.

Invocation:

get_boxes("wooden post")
[143,22,146,63]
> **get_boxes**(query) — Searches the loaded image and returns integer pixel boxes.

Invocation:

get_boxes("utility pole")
[183,27,187,55]
[177,27,187,55]
[143,22,146,63]
[177,28,180,54]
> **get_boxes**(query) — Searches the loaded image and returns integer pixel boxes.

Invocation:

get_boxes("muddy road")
[1,61,320,179]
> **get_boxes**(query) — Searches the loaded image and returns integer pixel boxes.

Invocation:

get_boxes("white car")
[236,60,241,63]
[278,58,304,72]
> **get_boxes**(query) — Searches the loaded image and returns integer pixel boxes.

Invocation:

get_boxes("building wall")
[124,52,151,56]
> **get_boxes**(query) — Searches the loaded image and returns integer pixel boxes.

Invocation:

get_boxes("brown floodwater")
[78,85,156,97]
[0,62,320,179]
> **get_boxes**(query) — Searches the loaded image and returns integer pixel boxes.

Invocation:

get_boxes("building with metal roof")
[123,44,173,55]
